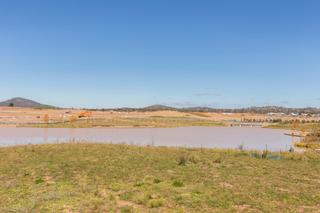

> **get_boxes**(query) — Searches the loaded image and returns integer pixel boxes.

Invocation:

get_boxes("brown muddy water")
[0,127,299,151]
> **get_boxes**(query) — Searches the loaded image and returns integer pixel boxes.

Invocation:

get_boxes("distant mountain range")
[1,98,320,114]
[0,97,55,108]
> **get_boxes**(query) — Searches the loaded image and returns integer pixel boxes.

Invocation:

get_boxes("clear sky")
[0,0,319,108]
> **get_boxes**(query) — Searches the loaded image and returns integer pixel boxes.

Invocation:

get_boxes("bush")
[177,155,188,166]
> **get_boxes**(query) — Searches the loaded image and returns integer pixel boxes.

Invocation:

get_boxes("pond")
[0,127,299,152]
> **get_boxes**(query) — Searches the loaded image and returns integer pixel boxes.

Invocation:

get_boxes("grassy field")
[1,143,320,212]
[20,117,225,128]
[266,122,320,132]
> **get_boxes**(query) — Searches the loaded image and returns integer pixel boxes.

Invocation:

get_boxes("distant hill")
[143,104,176,111]
[0,97,55,108]
[2,97,318,114]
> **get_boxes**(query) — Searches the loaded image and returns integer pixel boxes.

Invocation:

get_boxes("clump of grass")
[120,206,133,213]
[133,182,144,187]
[213,157,222,163]
[173,180,184,187]
[188,154,200,164]
[295,142,307,148]
[108,183,123,192]
[250,152,262,159]
[177,154,188,166]
[147,199,164,208]
[35,176,45,184]
[153,178,162,184]
[120,191,135,201]
[177,154,200,165]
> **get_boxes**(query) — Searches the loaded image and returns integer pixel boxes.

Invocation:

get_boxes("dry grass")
[2,106,319,128]
[0,143,320,212]
[19,117,225,128]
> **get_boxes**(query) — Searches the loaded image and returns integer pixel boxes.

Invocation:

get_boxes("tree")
[9,103,14,107]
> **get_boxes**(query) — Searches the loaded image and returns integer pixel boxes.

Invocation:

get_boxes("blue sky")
[0,0,319,108]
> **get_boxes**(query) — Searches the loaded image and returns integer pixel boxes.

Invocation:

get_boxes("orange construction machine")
[78,111,92,118]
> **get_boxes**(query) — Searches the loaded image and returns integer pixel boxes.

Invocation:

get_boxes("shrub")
[177,155,188,166]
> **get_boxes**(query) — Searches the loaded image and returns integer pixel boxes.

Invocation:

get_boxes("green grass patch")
[0,143,320,212]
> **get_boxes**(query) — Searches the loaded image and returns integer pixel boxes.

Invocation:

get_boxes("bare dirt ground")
[0,107,319,127]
